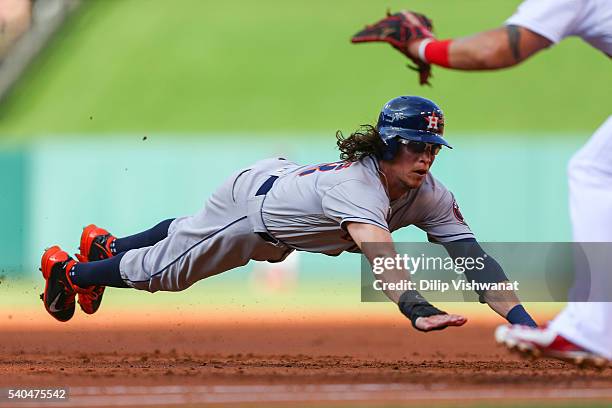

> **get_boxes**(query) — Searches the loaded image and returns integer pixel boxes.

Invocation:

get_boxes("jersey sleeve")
[415,190,474,243]
[322,180,390,231]
[505,0,586,43]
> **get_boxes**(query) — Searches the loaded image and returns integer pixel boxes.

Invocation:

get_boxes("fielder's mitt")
[351,10,434,86]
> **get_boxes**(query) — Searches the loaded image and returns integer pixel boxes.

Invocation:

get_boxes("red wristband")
[420,39,452,68]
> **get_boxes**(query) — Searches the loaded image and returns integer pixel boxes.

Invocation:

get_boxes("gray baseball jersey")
[120,156,473,292]
[262,155,473,255]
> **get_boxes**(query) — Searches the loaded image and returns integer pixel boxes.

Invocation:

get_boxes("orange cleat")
[75,224,116,314]
[40,246,79,322]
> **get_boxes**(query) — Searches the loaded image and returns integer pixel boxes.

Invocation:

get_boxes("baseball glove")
[351,10,435,86]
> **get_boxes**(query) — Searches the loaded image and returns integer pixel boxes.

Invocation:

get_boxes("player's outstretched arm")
[442,239,538,327]
[352,12,552,74]
[346,222,467,332]
[406,26,552,70]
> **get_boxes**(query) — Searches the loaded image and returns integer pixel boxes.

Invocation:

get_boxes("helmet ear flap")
[381,137,399,161]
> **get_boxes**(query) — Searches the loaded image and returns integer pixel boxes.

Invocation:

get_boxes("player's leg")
[72,216,231,291]
[78,218,176,263]
[58,223,257,294]
[110,161,292,292]
[64,215,260,292]
[74,218,176,315]
[547,116,612,359]
[40,213,237,319]
[39,245,128,322]
[497,118,612,363]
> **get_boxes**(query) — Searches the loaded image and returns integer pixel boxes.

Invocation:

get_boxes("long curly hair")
[336,125,385,162]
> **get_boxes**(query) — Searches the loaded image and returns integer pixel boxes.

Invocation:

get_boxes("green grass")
[0,277,565,319]
[0,0,609,141]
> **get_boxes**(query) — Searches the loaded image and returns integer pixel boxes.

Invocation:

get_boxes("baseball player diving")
[352,0,611,365]
[40,96,538,333]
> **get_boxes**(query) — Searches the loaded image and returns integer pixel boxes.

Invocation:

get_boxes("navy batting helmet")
[376,96,451,160]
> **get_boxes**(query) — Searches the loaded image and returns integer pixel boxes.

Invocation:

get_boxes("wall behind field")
[1,134,582,278]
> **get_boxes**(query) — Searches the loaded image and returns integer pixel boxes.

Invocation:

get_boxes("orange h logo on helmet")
[426,112,440,130]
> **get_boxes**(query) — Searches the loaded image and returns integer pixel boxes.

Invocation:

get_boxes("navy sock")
[113,218,174,254]
[70,252,129,288]
[506,304,538,327]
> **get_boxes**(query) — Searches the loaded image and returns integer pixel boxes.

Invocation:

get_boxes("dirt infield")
[2,314,612,406]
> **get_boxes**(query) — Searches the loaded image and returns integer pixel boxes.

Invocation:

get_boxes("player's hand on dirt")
[414,314,467,332]
[351,10,435,85]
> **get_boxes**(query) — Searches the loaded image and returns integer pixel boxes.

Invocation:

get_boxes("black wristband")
[398,290,447,332]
